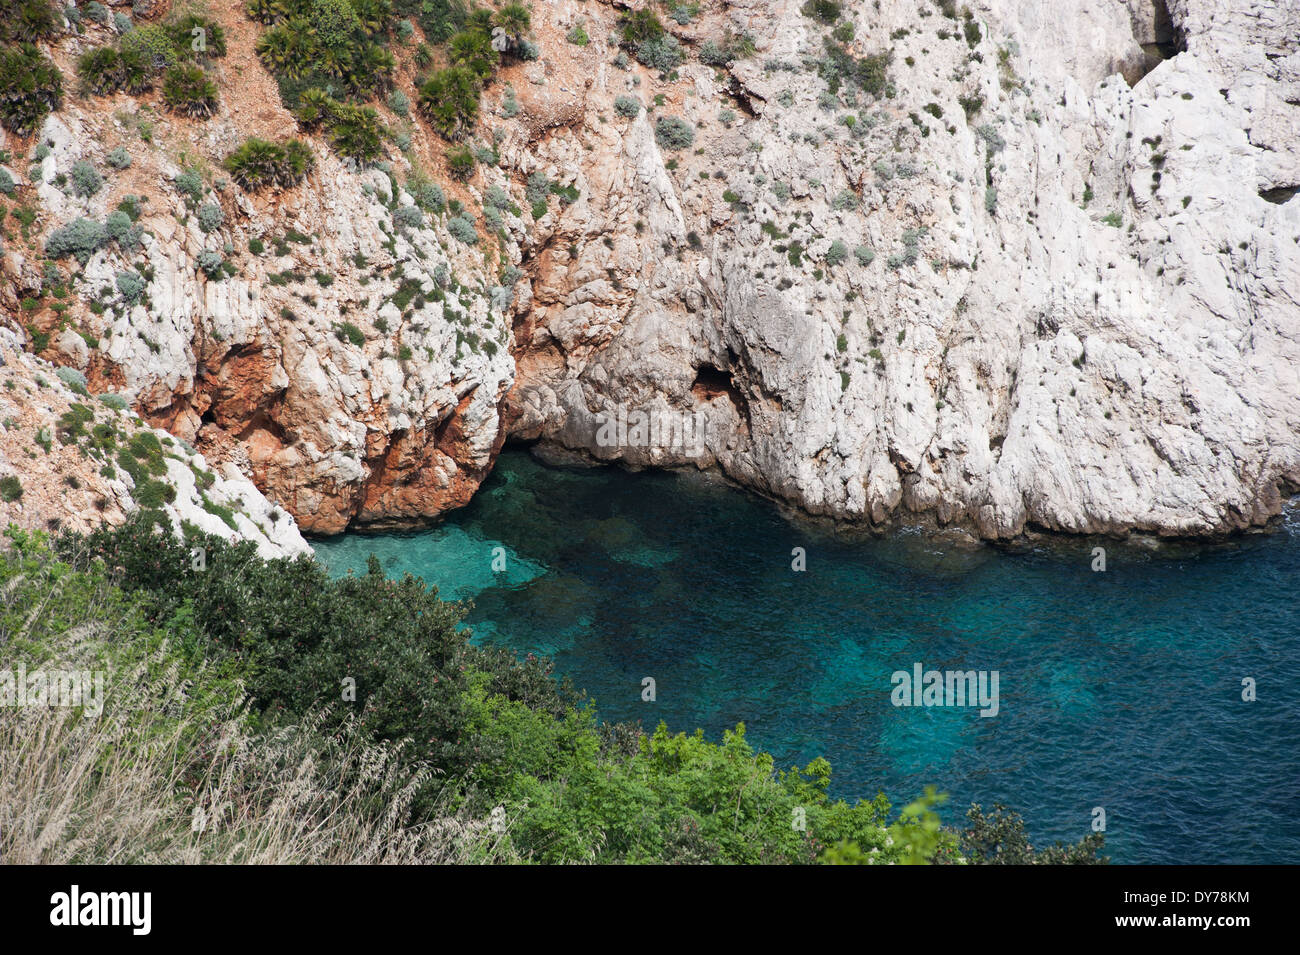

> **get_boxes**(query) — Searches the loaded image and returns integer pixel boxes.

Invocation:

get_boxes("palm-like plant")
[162,64,219,119]
[491,3,531,46]
[11,0,60,44]
[294,87,334,129]
[255,21,314,80]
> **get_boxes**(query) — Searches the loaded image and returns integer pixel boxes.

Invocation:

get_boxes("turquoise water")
[313,449,1300,864]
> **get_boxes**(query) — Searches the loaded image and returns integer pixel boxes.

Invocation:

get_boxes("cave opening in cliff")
[1132,0,1187,82]
[1259,186,1299,205]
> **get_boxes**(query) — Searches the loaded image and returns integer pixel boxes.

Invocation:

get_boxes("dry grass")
[0,548,516,865]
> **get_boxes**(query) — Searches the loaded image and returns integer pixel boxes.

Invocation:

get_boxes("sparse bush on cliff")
[46,217,109,264]
[196,249,224,277]
[115,270,145,302]
[1,0,61,45]
[323,100,384,164]
[614,95,641,119]
[69,160,103,198]
[636,34,684,73]
[418,66,481,141]
[445,144,476,180]
[223,137,316,190]
[161,64,219,118]
[801,0,842,24]
[620,9,664,47]
[106,147,132,169]
[167,13,228,59]
[447,211,477,244]
[655,115,695,151]
[0,43,64,137]
[0,476,22,502]
[393,203,423,230]
[196,202,224,233]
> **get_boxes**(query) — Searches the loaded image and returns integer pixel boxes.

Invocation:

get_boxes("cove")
[312,449,1300,864]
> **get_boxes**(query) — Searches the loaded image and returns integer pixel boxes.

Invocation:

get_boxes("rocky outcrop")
[3,0,1297,541]
[507,0,1300,538]
[0,328,309,558]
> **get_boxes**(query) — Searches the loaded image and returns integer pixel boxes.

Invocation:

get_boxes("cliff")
[2,0,1297,540]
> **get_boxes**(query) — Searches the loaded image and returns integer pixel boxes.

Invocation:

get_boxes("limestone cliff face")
[509,0,1300,538]
[2,0,1297,541]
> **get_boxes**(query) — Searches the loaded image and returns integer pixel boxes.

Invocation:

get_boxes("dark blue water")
[313,449,1300,864]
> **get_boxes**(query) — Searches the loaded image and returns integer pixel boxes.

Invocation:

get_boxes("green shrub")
[854,244,875,266]
[826,239,848,266]
[336,320,366,347]
[120,23,182,72]
[636,35,684,73]
[655,115,694,150]
[0,169,14,195]
[393,204,423,230]
[620,9,664,46]
[196,249,224,277]
[446,212,477,244]
[2,0,60,44]
[46,217,109,263]
[106,147,132,169]
[69,160,103,197]
[161,64,219,118]
[196,202,223,233]
[0,43,64,137]
[445,144,476,180]
[566,23,589,46]
[448,27,498,82]
[418,66,480,140]
[0,475,22,502]
[801,0,842,24]
[832,188,858,210]
[115,271,145,302]
[175,167,205,202]
[223,136,315,190]
[324,101,384,164]
[614,95,641,118]
[169,13,228,58]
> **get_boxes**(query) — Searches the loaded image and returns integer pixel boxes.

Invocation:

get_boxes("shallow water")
[313,449,1300,863]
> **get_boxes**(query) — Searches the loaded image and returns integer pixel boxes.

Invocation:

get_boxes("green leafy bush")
[620,9,664,46]
[106,146,132,169]
[115,270,145,302]
[393,203,423,230]
[196,202,223,233]
[223,137,315,190]
[418,65,480,140]
[161,64,219,118]
[168,13,228,58]
[613,95,641,118]
[2,0,60,44]
[46,217,109,263]
[636,35,684,73]
[445,144,476,180]
[654,115,694,151]
[69,160,103,197]
[801,0,842,24]
[0,475,22,502]
[0,43,64,137]
[322,100,384,164]
[446,212,477,244]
